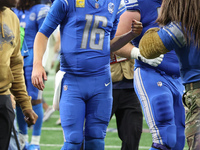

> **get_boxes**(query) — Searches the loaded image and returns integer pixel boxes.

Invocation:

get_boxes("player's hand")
[31,62,47,90]
[139,54,164,67]
[131,19,143,37]
[23,109,38,126]
[131,47,164,67]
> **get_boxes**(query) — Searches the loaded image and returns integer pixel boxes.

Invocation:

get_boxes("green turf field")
[33,68,188,150]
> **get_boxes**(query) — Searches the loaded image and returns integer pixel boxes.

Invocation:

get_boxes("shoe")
[22,142,29,150]
[43,106,54,122]
[28,144,40,150]
[56,118,61,125]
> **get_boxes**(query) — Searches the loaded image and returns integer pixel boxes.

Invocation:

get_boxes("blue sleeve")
[39,0,69,37]
[37,5,50,29]
[110,18,119,40]
[157,22,186,51]
[125,0,140,11]
[110,0,126,40]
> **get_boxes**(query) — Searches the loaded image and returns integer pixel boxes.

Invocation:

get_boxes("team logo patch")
[29,13,36,21]
[108,2,114,14]
[0,24,14,50]
[157,81,162,87]
[76,0,85,7]
[63,85,68,91]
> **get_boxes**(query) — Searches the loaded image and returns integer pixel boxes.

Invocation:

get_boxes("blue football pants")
[60,71,112,150]
[134,67,185,150]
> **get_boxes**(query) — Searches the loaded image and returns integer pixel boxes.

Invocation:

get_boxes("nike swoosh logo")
[24,50,29,53]
[105,82,111,87]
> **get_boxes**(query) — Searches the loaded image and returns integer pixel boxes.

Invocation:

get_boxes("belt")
[185,81,200,91]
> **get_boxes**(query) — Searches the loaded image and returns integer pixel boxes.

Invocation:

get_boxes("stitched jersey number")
[81,14,107,50]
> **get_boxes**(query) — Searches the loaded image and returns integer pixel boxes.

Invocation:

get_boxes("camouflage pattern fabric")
[183,88,200,150]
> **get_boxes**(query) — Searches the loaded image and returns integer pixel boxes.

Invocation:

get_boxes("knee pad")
[165,125,176,148]
[152,93,173,122]
[85,139,104,150]
[66,131,83,144]
[172,126,185,150]
[61,141,82,150]
[85,127,105,139]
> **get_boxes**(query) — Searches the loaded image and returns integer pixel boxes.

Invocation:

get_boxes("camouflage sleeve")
[10,21,32,112]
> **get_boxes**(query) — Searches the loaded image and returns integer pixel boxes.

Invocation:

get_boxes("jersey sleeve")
[110,0,126,39]
[37,5,50,29]
[116,0,126,18]
[39,0,69,37]
[110,18,119,40]
[157,22,186,51]
[125,0,140,11]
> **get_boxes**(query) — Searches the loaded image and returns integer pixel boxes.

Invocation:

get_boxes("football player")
[13,0,50,149]
[111,0,186,149]
[31,0,143,149]
[139,0,200,149]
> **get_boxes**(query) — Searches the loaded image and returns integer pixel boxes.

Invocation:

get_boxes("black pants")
[111,88,143,150]
[0,95,15,150]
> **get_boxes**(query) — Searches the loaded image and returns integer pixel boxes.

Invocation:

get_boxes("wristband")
[130,47,140,59]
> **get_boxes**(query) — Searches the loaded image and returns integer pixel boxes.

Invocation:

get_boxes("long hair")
[157,0,200,47]
[16,0,41,11]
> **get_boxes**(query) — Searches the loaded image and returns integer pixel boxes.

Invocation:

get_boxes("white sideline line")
[40,144,62,147]
[41,127,150,133]
[43,91,54,95]
[39,144,188,150]
[41,127,118,132]
[48,114,60,118]
[42,97,53,102]
[42,127,62,130]
[49,114,145,122]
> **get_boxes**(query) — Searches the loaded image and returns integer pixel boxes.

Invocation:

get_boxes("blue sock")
[32,103,43,135]
[85,139,104,150]
[16,106,27,134]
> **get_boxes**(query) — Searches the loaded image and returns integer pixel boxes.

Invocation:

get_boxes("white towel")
[53,70,66,111]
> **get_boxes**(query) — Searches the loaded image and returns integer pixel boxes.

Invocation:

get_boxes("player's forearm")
[110,31,138,52]
[113,43,133,59]
[11,60,32,111]
[33,32,48,65]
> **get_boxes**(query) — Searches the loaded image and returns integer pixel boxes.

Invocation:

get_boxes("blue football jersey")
[39,0,126,76]
[21,39,29,57]
[126,0,180,76]
[13,4,50,66]
[13,4,50,49]
[158,22,200,84]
